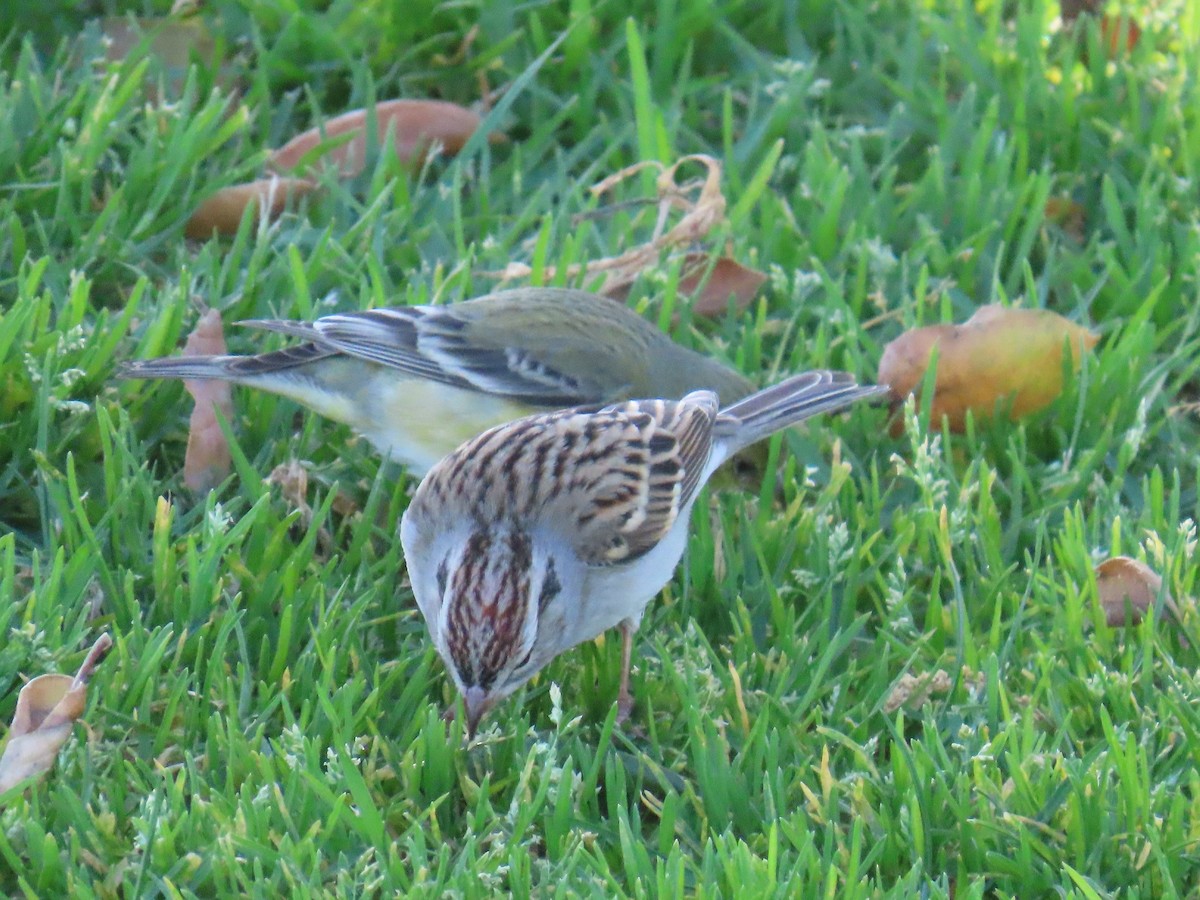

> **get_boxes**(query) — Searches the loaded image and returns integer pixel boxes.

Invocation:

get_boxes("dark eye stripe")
[436,558,449,595]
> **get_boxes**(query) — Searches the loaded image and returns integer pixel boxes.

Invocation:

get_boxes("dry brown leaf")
[184,177,317,239]
[268,99,502,179]
[1095,556,1182,626]
[0,635,113,796]
[879,305,1099,435]
[182,309,233,492]
[489,154,729,292]
[680,254,767,317]
[604,252,766,319]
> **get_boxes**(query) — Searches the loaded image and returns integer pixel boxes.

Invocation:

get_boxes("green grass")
[2,0,1200,896]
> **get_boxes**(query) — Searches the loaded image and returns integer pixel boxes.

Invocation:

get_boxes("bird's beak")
[463,686,491,738]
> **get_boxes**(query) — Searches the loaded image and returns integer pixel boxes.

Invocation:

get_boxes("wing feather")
[405,393,721,569]
[303,307,602,405]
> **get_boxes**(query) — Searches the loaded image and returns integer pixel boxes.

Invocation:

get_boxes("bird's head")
[434,527,569,736]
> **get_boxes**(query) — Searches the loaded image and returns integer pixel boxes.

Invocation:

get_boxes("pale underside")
[243,361,535,472]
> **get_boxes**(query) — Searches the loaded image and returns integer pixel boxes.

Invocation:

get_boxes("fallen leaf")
[1043,196,1087,242]
[680,255,767,317]
[489,154,729,290]
[182,309,233,492]
[604,252,766,318]
[184,177,317,239]
[879,305,1099,435]
[480,153,771,323]
[0,635,113,796]
[1095,556,1181,626]
[268,99,501,178]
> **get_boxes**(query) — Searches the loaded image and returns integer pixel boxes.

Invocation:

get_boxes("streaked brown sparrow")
[400,370,886,734]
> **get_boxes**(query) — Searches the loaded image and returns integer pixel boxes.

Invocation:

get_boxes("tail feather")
[118,355,251,381]
[118,342,336,381]
[714,370,888,454]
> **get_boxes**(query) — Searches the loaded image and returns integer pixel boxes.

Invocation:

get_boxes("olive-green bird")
[120,287,758,475]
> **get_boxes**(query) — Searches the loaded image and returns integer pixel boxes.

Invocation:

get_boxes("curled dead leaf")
[182,309,233,492]
[879,305,1099,435]
[0,634,113,796]
[268,99,501,178]
[1095,556,1181,627]
[489,154,729,290]
[185,177,316,239]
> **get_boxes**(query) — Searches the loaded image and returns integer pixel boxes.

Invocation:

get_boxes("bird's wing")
[290,306,608,406]
[561,395,718,565]
[407,393,720,568]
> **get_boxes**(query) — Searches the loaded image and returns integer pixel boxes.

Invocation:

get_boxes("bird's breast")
[572,511,694,644]
[367,377,537,473]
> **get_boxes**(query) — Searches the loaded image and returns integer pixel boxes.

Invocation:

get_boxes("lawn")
[2,0,1199,896]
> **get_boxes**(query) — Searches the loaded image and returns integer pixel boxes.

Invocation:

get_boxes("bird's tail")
[117,342,335,382]
[118,355,254,381]
[714,370,888,454]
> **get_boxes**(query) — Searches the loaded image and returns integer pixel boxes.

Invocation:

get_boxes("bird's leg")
[616,618,635,724]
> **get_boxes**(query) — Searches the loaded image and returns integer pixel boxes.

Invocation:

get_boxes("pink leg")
[616,619,635,724]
